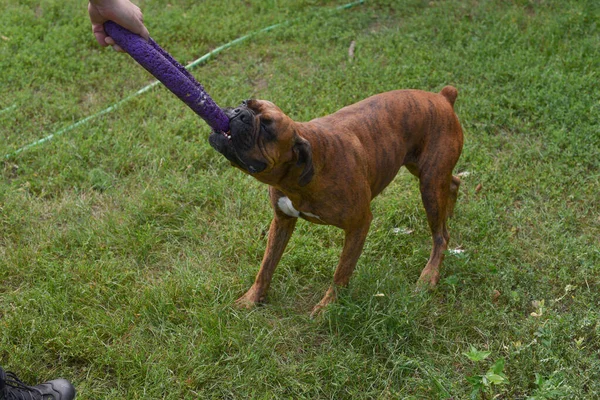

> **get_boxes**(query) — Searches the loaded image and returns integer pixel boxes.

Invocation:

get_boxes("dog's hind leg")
[446,175,461,218]
[417,172,454,287]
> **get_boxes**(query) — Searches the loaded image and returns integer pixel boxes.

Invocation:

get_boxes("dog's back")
[305,87,462,198]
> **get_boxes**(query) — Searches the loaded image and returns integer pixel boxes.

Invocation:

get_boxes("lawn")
[1,0,599,398]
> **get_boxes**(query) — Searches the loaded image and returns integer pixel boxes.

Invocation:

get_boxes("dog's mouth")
[208,109,267,174]
[220,130,232,141]
[208,129,235,157]
[208,108,244,152]
[215,105,253,143]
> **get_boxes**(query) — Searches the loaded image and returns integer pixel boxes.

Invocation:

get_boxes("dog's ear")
[293,137,314,186]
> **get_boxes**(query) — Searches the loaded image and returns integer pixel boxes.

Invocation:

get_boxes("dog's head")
[209,99,314,186]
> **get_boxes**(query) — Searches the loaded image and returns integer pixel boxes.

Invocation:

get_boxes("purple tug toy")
[104,21,230,134]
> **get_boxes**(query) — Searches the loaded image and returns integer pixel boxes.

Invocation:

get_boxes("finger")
[88,2,103,24]
[93,29,109,47]
[90,4,110,46]
[127,13,150,41]
[105,37,123,52]
[138,25,150,41]
[136,8,150,40]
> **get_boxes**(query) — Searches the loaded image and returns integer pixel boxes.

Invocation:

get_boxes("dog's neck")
[259,121,320,197]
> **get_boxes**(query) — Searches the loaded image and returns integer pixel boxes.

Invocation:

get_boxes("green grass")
[1,0,599,398]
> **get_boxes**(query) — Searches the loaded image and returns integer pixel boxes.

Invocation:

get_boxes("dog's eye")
[260,121,276,141]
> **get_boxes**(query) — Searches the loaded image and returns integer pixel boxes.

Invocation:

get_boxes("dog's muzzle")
[208,106,267,174]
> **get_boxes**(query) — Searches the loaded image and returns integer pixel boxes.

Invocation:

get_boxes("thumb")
[137,24,150,41]
[125,6,150,41]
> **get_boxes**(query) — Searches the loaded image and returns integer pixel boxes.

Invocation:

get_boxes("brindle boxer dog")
[209,86,463,316]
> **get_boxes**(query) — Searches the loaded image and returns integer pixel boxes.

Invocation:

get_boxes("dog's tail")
[440,86,458,107]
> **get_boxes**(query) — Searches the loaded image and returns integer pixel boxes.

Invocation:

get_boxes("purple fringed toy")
[104,21,230,133]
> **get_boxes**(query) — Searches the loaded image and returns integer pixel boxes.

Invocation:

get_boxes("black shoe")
[0,366,75,400]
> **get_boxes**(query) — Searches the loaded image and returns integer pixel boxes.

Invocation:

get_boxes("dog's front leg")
[235,214,297,309]
[310,213,372,317]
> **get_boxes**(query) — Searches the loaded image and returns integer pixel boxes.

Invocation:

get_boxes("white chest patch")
[302,211,322,220]
[277,197,322,220]
[277,197,300,217]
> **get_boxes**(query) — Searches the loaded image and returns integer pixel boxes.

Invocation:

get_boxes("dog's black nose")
[232,108,252,124]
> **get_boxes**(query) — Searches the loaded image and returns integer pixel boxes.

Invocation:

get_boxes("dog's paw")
[310,287,337,318]
[234,290,263,309]
[309,303,328,319]
[416,268,440,290]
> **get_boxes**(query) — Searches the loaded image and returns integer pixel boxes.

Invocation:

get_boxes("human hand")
[88,0,150,52]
